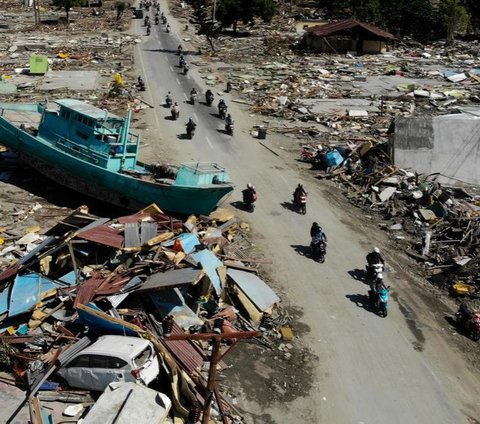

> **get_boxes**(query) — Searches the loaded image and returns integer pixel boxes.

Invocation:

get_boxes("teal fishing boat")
[0,99,234,215]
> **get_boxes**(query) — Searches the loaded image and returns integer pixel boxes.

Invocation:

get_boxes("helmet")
[313,222,318,227]
[247,183,252,189]
[374,247,380,253]
[377,273,383,280]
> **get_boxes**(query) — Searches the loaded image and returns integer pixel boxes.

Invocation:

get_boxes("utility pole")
[167,329,261,423]
[32,0,41,26]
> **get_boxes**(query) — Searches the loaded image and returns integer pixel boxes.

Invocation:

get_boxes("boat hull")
[0,108,233,215]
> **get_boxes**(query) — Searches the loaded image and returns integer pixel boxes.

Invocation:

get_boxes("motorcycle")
[225,121,234,136]
[369,285,390,317]
[155,16,159,25]
[179,57,185,68]
[218,105,227,120]
[137,77,145,92]
[310,237,326,263]
[206,93,214,106]
[242,189,257,213]
[293,193,307,215]
[166,24,171,33]
[171,107,179,120]
[186,123,196,139]
[190,92,197,105]
[183,64,189,75]
[456,304,480,341]
[165,96,172,107]
[146,27,151,36]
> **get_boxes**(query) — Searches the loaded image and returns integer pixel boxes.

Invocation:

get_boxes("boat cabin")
[174,163,230,186]
[38,99,140,172]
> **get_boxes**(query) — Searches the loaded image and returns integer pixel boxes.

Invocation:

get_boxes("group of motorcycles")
[164,88,234,139]
[143,4,168,36]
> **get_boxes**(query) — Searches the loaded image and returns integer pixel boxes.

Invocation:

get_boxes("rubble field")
[1,0,480,422]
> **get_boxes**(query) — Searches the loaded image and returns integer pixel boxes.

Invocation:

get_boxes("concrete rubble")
[0,203,288,423]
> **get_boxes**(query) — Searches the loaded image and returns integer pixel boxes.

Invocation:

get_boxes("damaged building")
[393,109,480,185]
[303,19,395,54]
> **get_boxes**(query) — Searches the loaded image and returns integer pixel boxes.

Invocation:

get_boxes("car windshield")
[133,345,152,367]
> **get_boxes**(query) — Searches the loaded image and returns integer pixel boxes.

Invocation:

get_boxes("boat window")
[60,109,71,120]
[75,130,88,140]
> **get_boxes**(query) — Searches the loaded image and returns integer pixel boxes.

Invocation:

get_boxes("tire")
[319,254,325,263]
[301,205,306,215]
[471,329,480,342]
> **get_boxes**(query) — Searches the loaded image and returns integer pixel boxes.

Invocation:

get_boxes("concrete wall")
[394,114,480,185]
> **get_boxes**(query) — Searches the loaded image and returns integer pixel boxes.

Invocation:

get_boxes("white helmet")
[374,247,380,253]
[247,183,252,189]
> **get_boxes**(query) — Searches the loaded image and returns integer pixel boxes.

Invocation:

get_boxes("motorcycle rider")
[165,91,173,106]
[205,89,214,105]
[242,183,257,207]
[293,183,307,204]
[366,247,385,279]
[310,222,327,243]
[171,102,180,119]
[179,54,185,67]
[190,87,197,101]
[177,45,183,55]
[225,113,233,126]
[146,26,151,36]
[166,23,171,32]
[183,63,189,75]
[186,117,196,136]
[218,99,227,118]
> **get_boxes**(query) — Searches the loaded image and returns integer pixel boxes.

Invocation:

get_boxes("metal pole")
[212,0,216,22]
[202,336,221,424]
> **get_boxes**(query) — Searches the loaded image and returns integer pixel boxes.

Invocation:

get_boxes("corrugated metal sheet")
[140,222,158,245]
[124,222,141,248]
[74,276,104,307]
[227,269,280,311]
[162,321,205,375]
[307,19,394,40]
[76,225,124,249]
[136,268,203,293]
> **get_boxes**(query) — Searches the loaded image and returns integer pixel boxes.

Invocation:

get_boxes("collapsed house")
[303,19,395,54]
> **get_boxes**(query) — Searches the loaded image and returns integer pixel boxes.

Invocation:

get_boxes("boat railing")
[53,133,108,164]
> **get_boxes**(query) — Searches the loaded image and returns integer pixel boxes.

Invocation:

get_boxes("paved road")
[134,9,480,424]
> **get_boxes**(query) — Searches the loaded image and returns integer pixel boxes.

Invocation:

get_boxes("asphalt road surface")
[134,9,480,424]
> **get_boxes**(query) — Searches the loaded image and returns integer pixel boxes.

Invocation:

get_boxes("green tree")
[216,0,277,32]
[439,0,469,42]
[462,0,480,31]
[52,0,83,24]
[115,1,126,21]
[190,0,221,52]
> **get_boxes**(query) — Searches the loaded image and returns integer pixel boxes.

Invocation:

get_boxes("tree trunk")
[65,7,70,24]
[233,20,237,33]
[207,35,216,54]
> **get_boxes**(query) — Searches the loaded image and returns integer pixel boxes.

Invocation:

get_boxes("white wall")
[394,114,480,185]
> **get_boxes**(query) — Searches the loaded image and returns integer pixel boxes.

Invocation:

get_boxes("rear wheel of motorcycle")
[472,330,480,342]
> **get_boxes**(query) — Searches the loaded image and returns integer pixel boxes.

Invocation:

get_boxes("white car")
[56,335,160,391]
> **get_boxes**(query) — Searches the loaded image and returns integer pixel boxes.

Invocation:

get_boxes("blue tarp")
[190,249,223,295]
[325,150,344,167]
[162,233,200,254]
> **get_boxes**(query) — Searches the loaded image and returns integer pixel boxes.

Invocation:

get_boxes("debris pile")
[0,204,288,423]
[314,139,480,298]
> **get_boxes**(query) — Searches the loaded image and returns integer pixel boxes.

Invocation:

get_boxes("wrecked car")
[55,335,160,391]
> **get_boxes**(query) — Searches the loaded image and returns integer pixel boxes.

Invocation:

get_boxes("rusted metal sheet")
[76,225,124,249]
[0,265,19,286]
[73,276,104,307]
[307,19,395,40]
[162,321,206,375]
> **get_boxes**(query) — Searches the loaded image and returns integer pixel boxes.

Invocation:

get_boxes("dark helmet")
[312,222,319,228]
